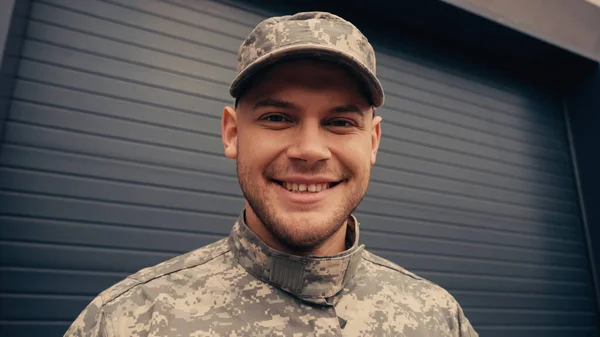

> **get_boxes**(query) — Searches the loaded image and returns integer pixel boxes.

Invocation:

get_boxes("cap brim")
[230,44,385,107]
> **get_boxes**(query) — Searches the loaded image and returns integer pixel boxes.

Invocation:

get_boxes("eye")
[264,115,287,122]
[327,119,355,127]
[261,114,293,123]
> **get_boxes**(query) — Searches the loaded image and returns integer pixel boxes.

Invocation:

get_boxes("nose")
[286,122,331,165]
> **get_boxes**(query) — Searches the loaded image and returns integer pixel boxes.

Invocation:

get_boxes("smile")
[273,180,342,193]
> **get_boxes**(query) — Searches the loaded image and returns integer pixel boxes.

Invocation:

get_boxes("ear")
[370,115,382,165]
[222,106,238,159]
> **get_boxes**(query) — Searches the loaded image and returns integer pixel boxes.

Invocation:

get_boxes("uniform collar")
[228,211,364,305]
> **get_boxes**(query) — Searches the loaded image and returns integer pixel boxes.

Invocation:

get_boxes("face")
[222,60,382,252]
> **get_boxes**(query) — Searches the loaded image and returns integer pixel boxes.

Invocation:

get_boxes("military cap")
[230,11,385,107]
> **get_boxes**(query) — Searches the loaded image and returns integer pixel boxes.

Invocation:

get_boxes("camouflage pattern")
[65,212,478,337]
[229,11,385,107]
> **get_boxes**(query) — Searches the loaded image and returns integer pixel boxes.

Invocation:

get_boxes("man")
[66,11,478,337]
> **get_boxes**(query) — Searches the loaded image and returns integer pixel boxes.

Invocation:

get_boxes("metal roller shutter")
[0,0,596,336]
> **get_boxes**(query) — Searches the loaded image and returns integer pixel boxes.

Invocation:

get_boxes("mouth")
[271,180,343,193]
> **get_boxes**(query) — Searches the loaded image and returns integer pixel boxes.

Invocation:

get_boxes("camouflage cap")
[230,11,385,107]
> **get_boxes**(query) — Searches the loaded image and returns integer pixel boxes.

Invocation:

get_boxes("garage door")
[0,0,596,336]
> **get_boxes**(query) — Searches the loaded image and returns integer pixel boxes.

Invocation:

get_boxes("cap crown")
[237,12,376,76]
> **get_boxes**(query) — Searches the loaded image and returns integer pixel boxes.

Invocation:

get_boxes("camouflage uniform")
[65,212,478,337]
[65,12,479,337]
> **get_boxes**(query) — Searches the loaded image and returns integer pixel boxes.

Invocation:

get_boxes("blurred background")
[0,0,599,336]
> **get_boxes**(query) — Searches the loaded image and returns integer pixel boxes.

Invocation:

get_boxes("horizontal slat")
[0,295,90,321]
[377,95,567,160]
[367,177,579,227]
[412,269,593,297]
[356,199,583,247]
[371,249,587,282]
[377,141,573,190]
[467,309,597,327]
[358,213,582,252]
[0,168,244,215]
[105,0,252,38]
[377,64,561,132]
[0,241,179,272]
[0,144,241,197]
[31,1,238,66]
[373,154,577,202]
[163,0,264,27]
[0,192,239,233]
[382,85,559,141]
[25,20,236,86]
[376,51,550,111]
[369,232,587,269]
[371,166,578,214]
[9,100,224,155]
[0,215,227,252]
[0,267,125,295]
[474,326,597,337]
[12,80,222,135]
[3,122,238,176]
[453,291,596,311]
[0,322,70,337]
[21,38,230,102]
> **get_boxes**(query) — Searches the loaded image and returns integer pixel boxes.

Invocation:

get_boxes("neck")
[244,204,348,256]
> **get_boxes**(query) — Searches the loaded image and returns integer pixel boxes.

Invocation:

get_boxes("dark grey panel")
[163,0,264,27]
[0,267,126,295]
[0,216,227,252]
[0,144,241,196]
[475,327,597,337]
[0,295,91,320]
[1,192,240,233]
[0,324,70,337]
[4,122,238,176]
[453,291,597,311]
[30,1,237,67]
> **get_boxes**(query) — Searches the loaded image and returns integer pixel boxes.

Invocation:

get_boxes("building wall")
[565,64,600,318]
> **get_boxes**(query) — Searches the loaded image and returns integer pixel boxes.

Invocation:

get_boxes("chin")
[264,214,345,248]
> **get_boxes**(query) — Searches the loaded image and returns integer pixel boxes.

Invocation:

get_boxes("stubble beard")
[236,154,370,252]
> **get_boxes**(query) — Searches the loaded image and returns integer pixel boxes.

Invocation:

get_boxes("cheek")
[238,130,283,170]
[333,137,373,171]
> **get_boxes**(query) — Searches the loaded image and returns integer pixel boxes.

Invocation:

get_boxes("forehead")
[240,60,370,106]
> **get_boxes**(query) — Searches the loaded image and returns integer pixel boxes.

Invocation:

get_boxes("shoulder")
[360,249,459,307]
[99,237,231,305]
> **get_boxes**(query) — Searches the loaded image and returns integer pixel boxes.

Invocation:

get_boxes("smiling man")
[65,12,478,337]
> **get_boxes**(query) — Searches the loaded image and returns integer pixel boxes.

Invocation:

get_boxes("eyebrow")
[252,99,297,111]
[330,104,364,117]
[252,99,365,117]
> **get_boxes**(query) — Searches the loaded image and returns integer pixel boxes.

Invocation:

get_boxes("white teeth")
[281,182,332,193]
